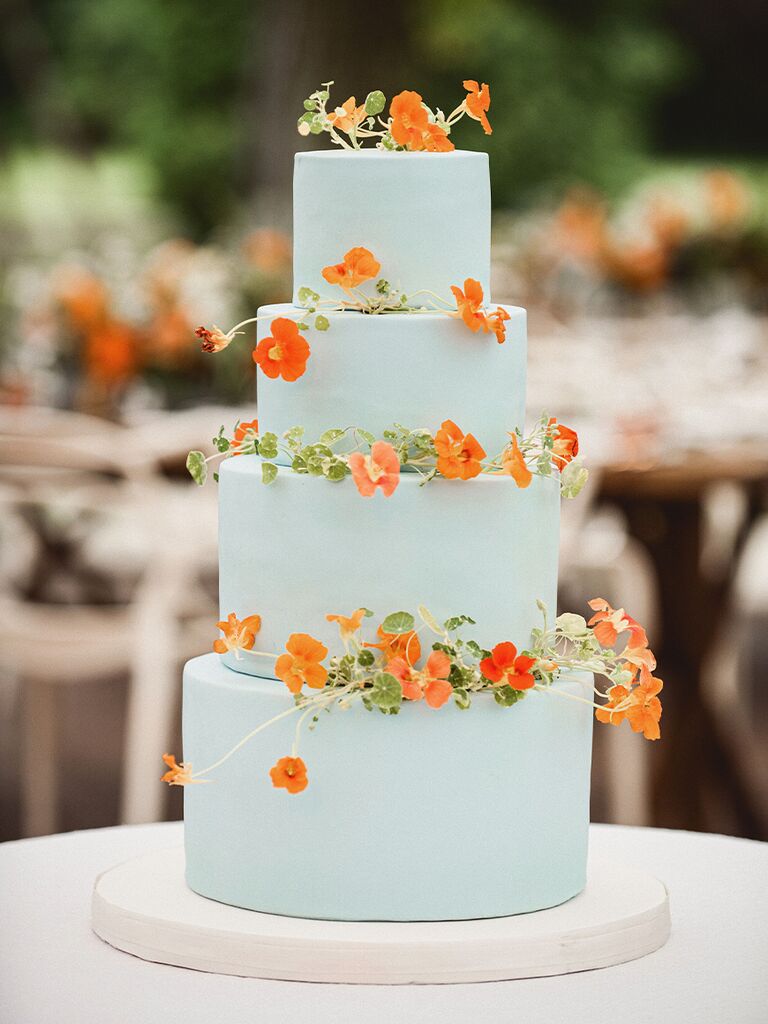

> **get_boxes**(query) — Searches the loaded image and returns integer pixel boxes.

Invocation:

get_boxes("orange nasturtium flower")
[252,317,310,382]
[195,324,232,353]
[434,419,486,480]
[502,433,532,488]
[480,642,537,690]
[213,613,262,656]
[386,650,453,709]
[275,633,329,694]
[364,625,422,666]
[595,684,631,727]
[625,665,663,740]
[487,306,511,344]
[451,278,487,332]
[321,246,381,292]
[161,753,198,786]
[348,440,401,497]
[463,80,492,135]
[269,755,308,794]
[389,90,454,152]
[587,598,648,651]
[231,418,259,454]
[326,608,368,640]
[327,96,367,134]
[547,418,579,468]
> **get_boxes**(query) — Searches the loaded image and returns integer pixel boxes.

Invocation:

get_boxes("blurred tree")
[415,0,682,205]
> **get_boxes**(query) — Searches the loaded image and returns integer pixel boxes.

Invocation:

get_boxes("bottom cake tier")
[183,654,594,922]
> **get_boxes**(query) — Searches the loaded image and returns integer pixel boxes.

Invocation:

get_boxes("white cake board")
[91,847,670,984]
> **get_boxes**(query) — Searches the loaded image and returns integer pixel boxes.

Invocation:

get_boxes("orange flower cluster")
[275,633,329,693]
[270,755,309,794]
[348,441,401,497]
[588,598,662,738]
[390,90,454,152]
[596,665,663,740]
[252,317,311,382]
[450,279,510,343]
[322,246,381,293]
[480,642,536,690]
[434,419,486,480]
[213,613,262,656]
[387,650,453,709]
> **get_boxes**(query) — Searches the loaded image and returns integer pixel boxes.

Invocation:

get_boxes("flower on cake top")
[480,642,537,690]
[270,755,309,794]
[389,91,454,152]
[463,81,492,135]
[547,418,579,468]
[297,80,491,152]
[386,650,453,708]
[327,96,367,135]
[450,279,511,344]
[275,633,329,693]
[214,612,262,657]
[326,607,369,640]
[501,433,533,488]
[321,246,381,293]
[161,753,198,786]
[195,324,232,353]
[434,419,486,480]
[252,317,311,381]
[348,440,401,497]
[364,624,422,666]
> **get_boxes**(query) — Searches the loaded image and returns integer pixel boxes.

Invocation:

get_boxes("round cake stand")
[91,848,670,984]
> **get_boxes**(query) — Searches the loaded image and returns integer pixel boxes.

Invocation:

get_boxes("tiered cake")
[181,144,595,922]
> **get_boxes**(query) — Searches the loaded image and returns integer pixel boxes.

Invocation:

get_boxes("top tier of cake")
[293,151,490,306]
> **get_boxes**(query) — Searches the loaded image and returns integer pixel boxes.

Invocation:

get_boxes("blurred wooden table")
[599,444,768,838]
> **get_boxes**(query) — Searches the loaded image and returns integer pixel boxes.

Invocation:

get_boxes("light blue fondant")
[218,460,559,678]
[293,151,491,306]
[183,654,593,921]
[256,304,526,463]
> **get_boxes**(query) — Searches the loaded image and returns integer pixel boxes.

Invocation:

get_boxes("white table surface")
[1,822,766,1024]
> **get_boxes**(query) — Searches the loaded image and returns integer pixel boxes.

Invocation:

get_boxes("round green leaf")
[381,611,415,635]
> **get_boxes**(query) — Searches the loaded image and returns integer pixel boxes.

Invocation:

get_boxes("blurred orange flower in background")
[242,228,292,274]
[434,419,486,480]
[252,317,310,381]
[83,320,140,384]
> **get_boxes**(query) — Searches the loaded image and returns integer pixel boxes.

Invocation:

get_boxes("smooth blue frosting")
[293,151,491,306]
[183,654,593,921]
[218,458,560,678]
[256,303,526,462]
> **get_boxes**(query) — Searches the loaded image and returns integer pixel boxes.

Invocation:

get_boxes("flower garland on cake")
[162,599,663,795]
[186,414,588,498]
[194,245,512,385]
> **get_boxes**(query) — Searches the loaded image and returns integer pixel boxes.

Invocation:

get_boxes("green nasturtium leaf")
[261,462,278,485]
[314,314,330,332]
[319,428,345,446]
[453,689,471,710]
[417,605,443,635]
[259,432,279,459]
[368,672,402,711]
[365,90,386,116]
[186,450,207,486]
[381,611,415,635]
[494,685,527,708]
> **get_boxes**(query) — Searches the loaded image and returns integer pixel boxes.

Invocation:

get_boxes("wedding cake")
[166,81,663,923]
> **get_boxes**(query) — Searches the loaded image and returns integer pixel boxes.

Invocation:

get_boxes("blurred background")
[1,0,767,842]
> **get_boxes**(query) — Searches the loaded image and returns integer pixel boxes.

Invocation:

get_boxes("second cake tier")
[256,303,526,463]
[218,457,559,678]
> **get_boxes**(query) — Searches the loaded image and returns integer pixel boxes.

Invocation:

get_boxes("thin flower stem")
[192,702,306,778]
[534,683,603,711]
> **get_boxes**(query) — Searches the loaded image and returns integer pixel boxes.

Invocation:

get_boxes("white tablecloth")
[1,822,766,1023]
